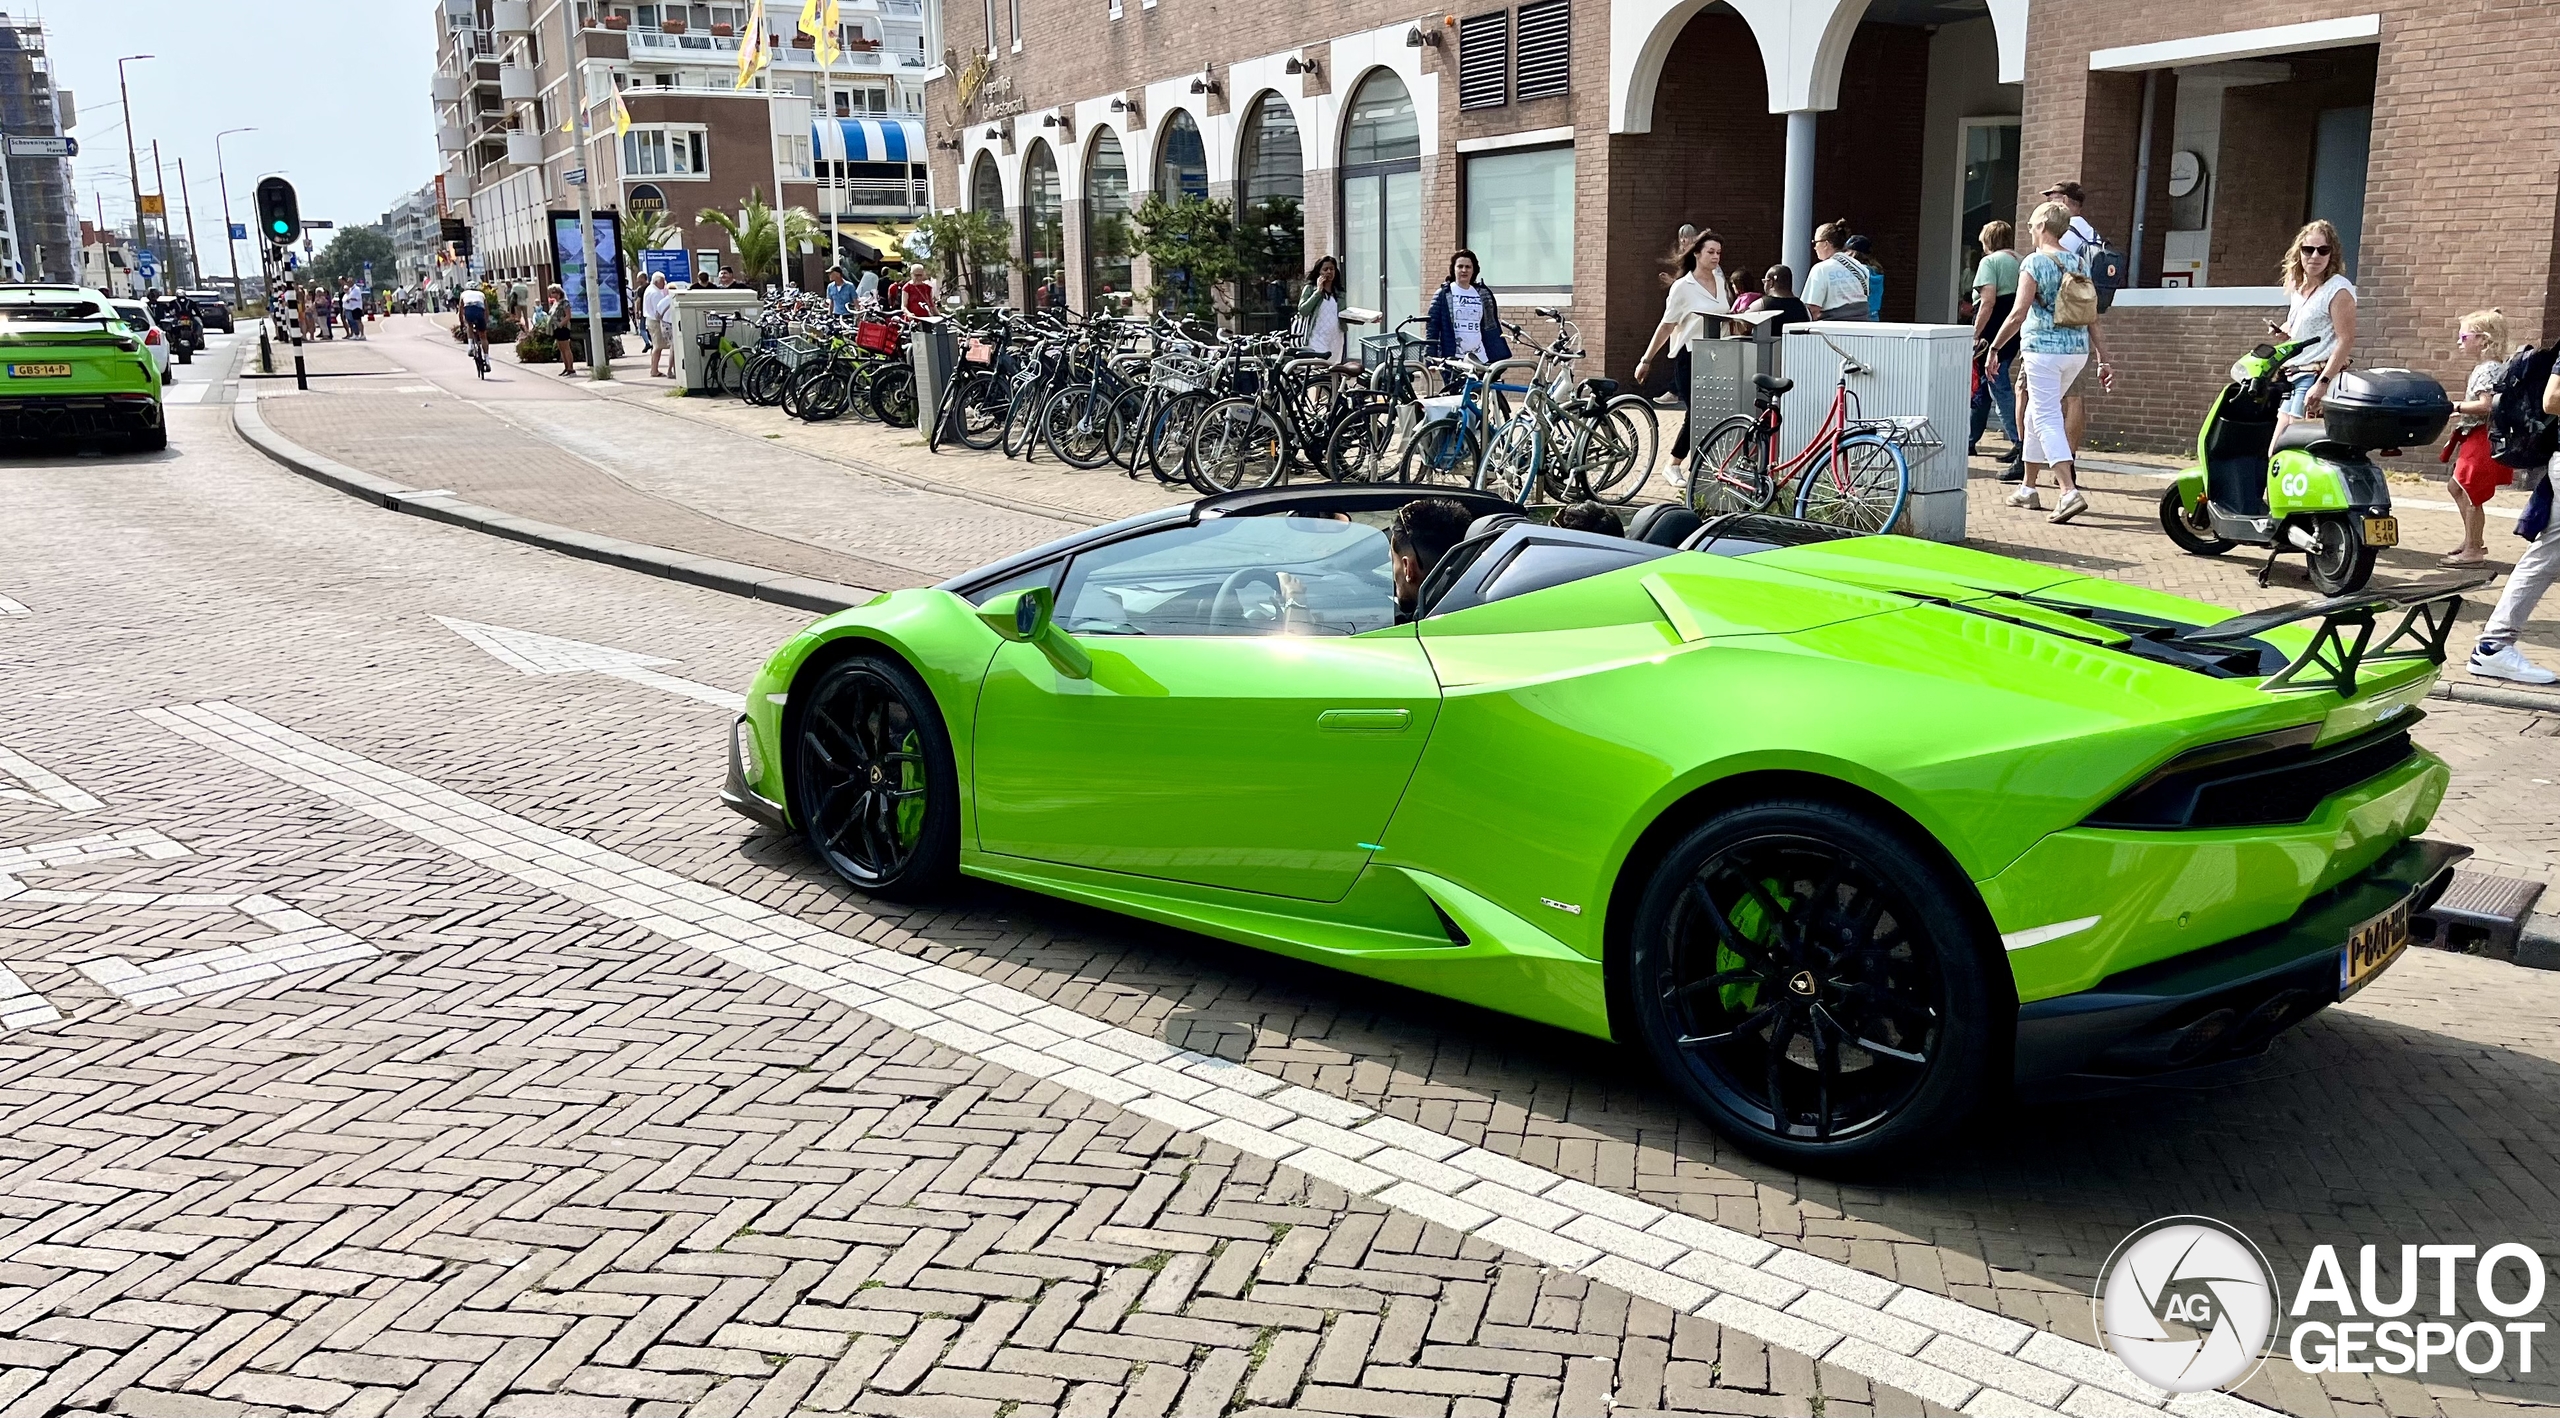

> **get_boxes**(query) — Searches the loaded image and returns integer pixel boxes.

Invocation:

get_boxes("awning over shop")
[812,117,925,165]
[831,220,920,265]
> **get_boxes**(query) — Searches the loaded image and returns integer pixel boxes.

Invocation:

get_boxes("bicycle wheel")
[716,346,749,396]
[871,364,918,428]
[953,371,1009,450]
[1688,415,1777,517]
[1795,433,1910,533]
[1478,415,1543,503]
[1397,421,1481,488]
[1578,397,1661,505]
[1105,386,1150,471]
[742,353,791,407]
[1144,390,1211,485]
[1187,397,1288,493]
[1002,378,1047,460]
[1323,402,1403,484]
[1041,384,1115,468]
[780,362,820,420]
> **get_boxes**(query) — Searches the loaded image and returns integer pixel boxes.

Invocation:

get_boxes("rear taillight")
[144,328,162,345]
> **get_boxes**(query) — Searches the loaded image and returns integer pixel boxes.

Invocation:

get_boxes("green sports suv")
[0,284,166,450]
[723,485,2471,1163]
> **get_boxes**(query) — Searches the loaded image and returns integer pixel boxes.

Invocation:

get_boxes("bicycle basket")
[774,335,825,370]
[695,330,722,352]
[854,320,901,354]
[1358,331,1424,368]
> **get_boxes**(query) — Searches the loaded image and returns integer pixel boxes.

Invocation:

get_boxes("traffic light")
[254,176,301,250]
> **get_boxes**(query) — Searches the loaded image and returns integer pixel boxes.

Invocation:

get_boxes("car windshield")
[0,296,111,322]
[112,304,152,327]
[1056,514,1397,637]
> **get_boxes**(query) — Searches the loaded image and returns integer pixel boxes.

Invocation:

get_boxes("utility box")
[1687,314,1786,424]
[909,316,957,443]
[1775,322,1972,543]
[671,288,760,395]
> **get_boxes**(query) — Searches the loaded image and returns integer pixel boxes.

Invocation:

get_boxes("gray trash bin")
[910,317,957,444]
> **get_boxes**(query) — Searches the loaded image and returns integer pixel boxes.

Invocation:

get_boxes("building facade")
[372,180,447,287]
[0,15,76,283]
[432,0,943,290]
[928,0,2028,375]
[2019,3,2560,451]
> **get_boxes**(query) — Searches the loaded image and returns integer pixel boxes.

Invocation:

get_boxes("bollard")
[294,353,307,392]
[258,328,274,374]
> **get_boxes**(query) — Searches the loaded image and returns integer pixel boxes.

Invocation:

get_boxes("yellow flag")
[797,0,823,41]
[611,89,632,139]
[734,23,768,88]
[816,0,843,65]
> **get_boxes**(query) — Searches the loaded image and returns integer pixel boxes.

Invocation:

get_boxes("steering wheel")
[1208,567,1287,634]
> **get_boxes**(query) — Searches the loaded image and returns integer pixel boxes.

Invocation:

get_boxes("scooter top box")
[2323,368,2452,450]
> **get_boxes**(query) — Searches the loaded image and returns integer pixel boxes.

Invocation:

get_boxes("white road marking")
[0,965,59,1030]
[141,698,2271,1418]
[160,381,212,405]
[0,594,26,616]
[0,745,103,813]
[436,615,744,711]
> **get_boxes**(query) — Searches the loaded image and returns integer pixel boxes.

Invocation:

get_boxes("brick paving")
[2,386,2559,1412]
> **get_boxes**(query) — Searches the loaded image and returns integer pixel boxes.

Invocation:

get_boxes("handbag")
[2051,255,2099,329]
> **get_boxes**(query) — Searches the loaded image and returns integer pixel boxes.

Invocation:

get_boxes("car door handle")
[1317,708,1410,731]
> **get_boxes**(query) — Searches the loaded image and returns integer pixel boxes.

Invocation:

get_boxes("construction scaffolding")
[0,13,76,282]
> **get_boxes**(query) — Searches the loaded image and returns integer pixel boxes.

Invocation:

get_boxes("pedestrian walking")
[342,282,366,340]
[2443,309,2513,566]
[826,266,854,318]
[1295,256,1350,366]
[546,283,577,376]
[1968,220,2023,476]
[2036,181,2104,453]
[2470,357,2560,684]
[1988,200,2115,525]
[508,276,531,326]
[2270,218,2357,450]
[1632,229,1733,462]
[856,261,881,307]
[1424,250,1513,367]
[643,272,676,379]
[1847,234,1885,321]
[1801,221,1871,322]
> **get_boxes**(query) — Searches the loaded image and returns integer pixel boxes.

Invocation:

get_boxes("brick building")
[930,0,2030,375]
[2020,5,2560,451]
[432,0,943,291]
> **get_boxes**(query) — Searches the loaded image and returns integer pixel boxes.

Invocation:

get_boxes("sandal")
[2441,551,2489,566]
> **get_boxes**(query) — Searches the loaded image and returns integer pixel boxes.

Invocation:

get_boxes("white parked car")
[109,300,170,382]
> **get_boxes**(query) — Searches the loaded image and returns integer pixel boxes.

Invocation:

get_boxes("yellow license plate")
[2364,515,2399,547]
[2339,898,2411,998]
[6,363,70,378]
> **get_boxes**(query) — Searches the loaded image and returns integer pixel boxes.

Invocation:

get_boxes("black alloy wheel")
[1629,800,1993,1165]
[2158,486,2234,555]
[788,655,957,899]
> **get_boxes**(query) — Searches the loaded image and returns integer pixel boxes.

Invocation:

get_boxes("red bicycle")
[1685,343,1911,533]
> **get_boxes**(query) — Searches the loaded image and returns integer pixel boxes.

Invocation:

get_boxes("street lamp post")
[116,55,154,297]
[214,128,255,308]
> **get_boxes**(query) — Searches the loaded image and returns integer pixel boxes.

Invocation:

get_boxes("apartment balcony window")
[623,126,708,176]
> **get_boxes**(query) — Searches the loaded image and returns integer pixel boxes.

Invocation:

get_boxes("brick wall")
[2074,303,2271,453]
[2207,48,2375,284]
[2019,0,2560,450]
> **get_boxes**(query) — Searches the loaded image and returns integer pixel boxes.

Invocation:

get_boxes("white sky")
[47,1,439,254]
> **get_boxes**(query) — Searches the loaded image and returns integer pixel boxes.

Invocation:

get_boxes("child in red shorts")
[2443,309,2513,566]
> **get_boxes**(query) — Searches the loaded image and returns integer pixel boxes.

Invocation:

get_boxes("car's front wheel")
[788,653,958,900]
[1626,799,1995,1166]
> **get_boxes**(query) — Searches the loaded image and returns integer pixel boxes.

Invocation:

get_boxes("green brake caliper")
[1717,881,1791,1014]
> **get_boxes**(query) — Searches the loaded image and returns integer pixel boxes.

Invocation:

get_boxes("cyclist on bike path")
[457,287,491,378]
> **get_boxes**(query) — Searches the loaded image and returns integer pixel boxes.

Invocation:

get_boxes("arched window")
[1155,110,1208,202]
[968,153,1008,305]
[1022,140,1062,304]
[1235,95,1304,333]
[1339,71,1421,334]
[1084,129,1132,308]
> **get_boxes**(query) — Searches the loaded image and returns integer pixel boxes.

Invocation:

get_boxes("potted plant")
[602,12,629,27]
[791,32,815,46]
[659,15,686,32]
[710,20,732,35]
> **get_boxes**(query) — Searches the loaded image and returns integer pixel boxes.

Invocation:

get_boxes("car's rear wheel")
[1627,799,1994,1166]
[788,654,957,900]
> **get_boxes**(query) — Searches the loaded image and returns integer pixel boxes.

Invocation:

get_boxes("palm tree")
[695,188,818,287]
[617,213,680,285]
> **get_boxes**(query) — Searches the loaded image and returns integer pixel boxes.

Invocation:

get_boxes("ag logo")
[2278,470,2310,498]
[2095,1216,2280,1393]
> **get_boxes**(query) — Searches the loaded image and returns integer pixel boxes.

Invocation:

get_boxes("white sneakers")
[2049,490,2090,524]
[2005,487,2042,511]
[2470,643,2560,686]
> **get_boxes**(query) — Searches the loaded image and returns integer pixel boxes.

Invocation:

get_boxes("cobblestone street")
[2,328,2559,1417]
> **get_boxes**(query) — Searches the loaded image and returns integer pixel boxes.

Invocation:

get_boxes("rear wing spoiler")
[2175,575,2493,696]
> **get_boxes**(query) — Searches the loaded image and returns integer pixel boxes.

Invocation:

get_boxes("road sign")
[4,135,73,158]
[229,223,247,241]
[565,167,586,186]
[302,220,334,230]
[138,194,166,217]
[138,251,158,281]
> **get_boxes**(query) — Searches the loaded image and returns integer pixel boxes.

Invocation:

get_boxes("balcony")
[506,131,545,165]
[499,64,538,100]
[432,73,463,101]
[437,124,466,152]
[492,0,532,34]
[627,27,738,55]
[815,175,930,213]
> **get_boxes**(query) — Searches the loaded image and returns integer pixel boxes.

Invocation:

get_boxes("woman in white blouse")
[1631,229,1733,462]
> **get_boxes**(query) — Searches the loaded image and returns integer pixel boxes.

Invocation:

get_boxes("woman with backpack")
[2443,309,2513,566]
[1800,221,1871,322]
[2270,218,2356,450]
[1987,200,2115,524]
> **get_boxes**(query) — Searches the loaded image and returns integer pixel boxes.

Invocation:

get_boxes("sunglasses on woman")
[2299,244,2331,255]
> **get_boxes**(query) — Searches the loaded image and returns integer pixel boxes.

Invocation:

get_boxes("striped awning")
[813,117,925,164]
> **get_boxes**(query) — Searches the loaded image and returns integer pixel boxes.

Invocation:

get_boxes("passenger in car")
[1389,498,1476,623]
[1551,502,1625,537]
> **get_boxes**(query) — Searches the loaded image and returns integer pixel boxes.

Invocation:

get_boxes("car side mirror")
[977,586,1090,679]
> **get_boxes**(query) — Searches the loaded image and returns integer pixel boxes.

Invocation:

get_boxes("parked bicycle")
[1685,339,1911,533]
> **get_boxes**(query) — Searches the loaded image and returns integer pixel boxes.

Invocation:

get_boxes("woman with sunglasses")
[2271,219,2357,450]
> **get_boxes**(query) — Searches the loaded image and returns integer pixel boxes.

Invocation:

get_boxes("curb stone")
[229,397,869,616]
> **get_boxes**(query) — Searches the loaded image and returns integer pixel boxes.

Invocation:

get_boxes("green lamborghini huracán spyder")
[723,485,2473,1163]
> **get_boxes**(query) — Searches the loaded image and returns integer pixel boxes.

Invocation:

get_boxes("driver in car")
[1386,497,1474,625]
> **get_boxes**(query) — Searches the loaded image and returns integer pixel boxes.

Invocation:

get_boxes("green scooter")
[2160,339,2451,595]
